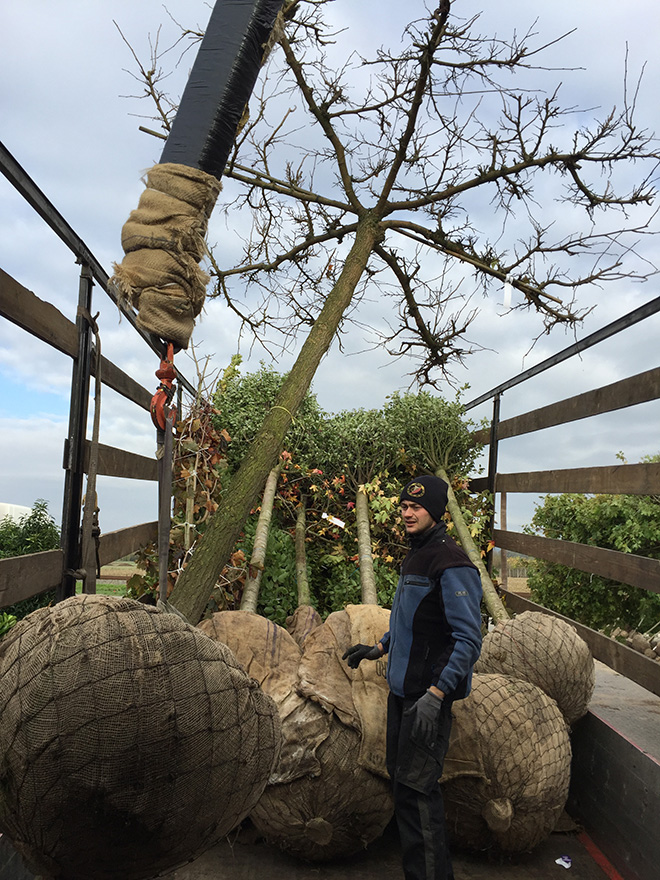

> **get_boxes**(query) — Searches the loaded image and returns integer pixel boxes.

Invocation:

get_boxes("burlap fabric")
[110,163,221,349]
[200,606,393,860]
[198,610,329,784]
[250,605,393,860]
[0,595,280,880]
[442,673,572,853]
[285,604,322,647]
[297,604,391,778]
[476,611,595,724]
[250,713,392,861]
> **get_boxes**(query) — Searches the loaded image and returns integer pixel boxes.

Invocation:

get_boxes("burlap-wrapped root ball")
[251,713,390,860]
[0,595,281,880]
[285,604,322,648]
[476,611,595,724]
[442,673,571,853]
[255,605,394,860]
[198,610,329,785]
[201,605,393,860]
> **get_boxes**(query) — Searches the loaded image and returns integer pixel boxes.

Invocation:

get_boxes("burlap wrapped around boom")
[442,673,572,852]
[200,605,393,860]
[476,611,595,724]
[0,596,280,880]
[110,163,222,349]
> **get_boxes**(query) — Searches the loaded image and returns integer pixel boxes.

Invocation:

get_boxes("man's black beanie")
[400,475,449,524]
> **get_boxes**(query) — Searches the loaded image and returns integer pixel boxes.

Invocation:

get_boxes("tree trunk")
[169,216,382,624]
[436,467,509,623]
[295,497,311,607]
[355,486,378,605]
[240,463,281,613]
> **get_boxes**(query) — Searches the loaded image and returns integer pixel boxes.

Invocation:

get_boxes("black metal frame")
[0,139,195,602]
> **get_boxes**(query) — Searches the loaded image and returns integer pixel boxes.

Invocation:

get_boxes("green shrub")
[0,500,60,619]
[526,491,660,632]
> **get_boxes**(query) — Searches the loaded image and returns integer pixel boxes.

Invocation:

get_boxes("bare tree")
[122,0,658,621]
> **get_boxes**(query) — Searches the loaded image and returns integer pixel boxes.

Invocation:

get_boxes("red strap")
[150,342,177,431]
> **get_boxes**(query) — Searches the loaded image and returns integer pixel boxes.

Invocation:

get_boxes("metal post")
[58,263,95,602]
[500,491,508,590]
[486,393,501,575]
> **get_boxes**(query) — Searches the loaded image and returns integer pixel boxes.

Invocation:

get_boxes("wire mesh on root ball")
[442,672,571,853]
[476,611,595,725]
[0,595,281,880]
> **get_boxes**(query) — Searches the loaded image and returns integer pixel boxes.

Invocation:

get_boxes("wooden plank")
[472,365,660,444]
[98,521,158,566]
[0,268,152,409]
[0,549,63,608]
[500,590,660,698]
[0,266,77,356]
[495,461,660,495]
[97,355,152,411]
[83,442,158,481]
[494,529,660,594]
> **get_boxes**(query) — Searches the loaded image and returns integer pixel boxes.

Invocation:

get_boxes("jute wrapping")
[201,606,393,860]
[285,604,322,648]
[0,596,280,880]
[252,605,393,859]
[297,604,391,778]
[476,611,595,725]
[198,610,329,785]
[442,673,572,853]
[250,713,392,860]
[110,163,221,349]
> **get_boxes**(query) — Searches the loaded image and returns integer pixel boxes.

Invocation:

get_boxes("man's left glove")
[404,690,444,750]
[342,643,381,668]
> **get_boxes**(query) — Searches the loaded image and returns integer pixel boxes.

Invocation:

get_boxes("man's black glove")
[404,690,444,750]
[342,643,381,668]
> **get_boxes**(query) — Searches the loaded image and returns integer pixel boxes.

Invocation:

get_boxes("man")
[343,474,482,880]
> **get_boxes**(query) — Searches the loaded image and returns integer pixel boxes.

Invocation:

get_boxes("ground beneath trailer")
[164,819,618,880]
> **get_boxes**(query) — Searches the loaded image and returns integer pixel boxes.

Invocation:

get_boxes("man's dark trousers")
[386,692,454,880]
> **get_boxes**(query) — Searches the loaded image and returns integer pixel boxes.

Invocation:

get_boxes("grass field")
[75,582,126,597]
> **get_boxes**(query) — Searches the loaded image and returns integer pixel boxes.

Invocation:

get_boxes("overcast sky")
[1,0,658,537]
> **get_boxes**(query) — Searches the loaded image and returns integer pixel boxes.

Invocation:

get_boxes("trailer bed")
[163,823,620,880]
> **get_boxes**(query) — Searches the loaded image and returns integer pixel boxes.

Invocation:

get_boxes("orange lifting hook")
[150,342,177,431]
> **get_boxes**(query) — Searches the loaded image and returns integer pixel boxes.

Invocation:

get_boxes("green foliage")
[212,362,325,472]
[0,500,59,619]
[0,612,17,637]
[526,490,660,632]
[236,515,298,627]
[383,390,481,477]
[155,369,490,624]
[321,408,403,487]
[0,499,60,558]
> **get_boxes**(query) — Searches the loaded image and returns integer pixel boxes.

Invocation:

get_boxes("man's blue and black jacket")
[380,523,483,701]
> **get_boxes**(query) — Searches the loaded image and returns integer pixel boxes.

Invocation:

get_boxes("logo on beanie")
[407,482,425,498]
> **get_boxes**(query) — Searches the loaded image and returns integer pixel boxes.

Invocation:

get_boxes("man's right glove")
[342,643,381,668]
[404,689,444,751]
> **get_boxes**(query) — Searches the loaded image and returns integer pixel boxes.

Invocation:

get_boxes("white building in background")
[0,503,32,522]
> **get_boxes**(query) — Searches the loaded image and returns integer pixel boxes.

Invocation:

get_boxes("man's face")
[400,501,435,536]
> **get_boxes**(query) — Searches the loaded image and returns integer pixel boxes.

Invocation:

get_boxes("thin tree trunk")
[240,463,281,613]
[436,467,509,623]
[295,497,311,607]
[355,486,378,605]
[169,216,382,624]
[184,451,199,551]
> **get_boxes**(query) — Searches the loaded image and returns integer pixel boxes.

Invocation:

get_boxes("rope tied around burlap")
[110,163,222,350]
